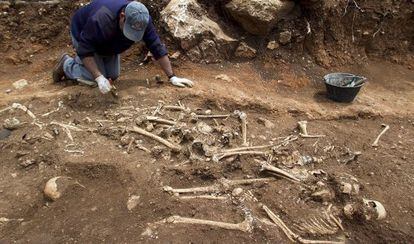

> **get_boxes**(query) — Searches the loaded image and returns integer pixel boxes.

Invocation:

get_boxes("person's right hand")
[95,75,112,94]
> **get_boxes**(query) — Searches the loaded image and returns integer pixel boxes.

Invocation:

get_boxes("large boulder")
[161,0,237,62]
[226,0,296,35]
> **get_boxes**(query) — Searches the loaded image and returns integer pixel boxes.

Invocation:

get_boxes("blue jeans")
[63,35,120,81]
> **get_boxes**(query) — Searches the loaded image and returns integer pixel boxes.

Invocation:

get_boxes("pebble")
[127,195,141,211]
[12,79,28,90]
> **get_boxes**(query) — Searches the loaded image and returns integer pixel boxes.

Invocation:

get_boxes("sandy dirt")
[0,49,413,243]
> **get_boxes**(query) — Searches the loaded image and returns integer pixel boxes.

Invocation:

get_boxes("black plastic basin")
[324,73,366,103]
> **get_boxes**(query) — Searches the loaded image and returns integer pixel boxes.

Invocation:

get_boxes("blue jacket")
[71,0,168,59]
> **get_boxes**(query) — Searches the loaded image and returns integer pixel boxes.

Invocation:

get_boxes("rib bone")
[164,215,253,232]
[372,124,390,147]
[262,205,345,244]
[129,126,181,152]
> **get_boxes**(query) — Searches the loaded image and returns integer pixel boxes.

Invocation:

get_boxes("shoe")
[52,53,70,83]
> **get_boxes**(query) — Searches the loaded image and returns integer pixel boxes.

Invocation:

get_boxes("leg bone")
[372,124,390,147]
[129,126,181,152]
[165,215,253,232]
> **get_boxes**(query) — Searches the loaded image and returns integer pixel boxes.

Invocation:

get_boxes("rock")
[258,117,275,129]
[3,118,21,130]
[5,89,12,94]
[12,79,28,90]
[44,176,81,201]
[127,195,141,211]
[226,0,295,35]
[120,135,132,146]
[232,188,244,197]
[161,0,237,60]
[267,41,280,50]
[19,159,36,168]
[0,129,11,140]
[199,39,220,63]
[279,31,292,45]
[215,74,233,82]
[235,42,257,59]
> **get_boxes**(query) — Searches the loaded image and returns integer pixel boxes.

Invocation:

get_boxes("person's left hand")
[170,76,194,88]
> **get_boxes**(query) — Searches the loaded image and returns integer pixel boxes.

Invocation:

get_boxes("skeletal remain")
[293,215,339,236]
[261,205,345,244]
[0,217,24,224]
[42,101,64,117]
[164,178,274,195]
[163,215,253,232]
[50,121,83,142]
[260,163,301,183]
[179,195,228,200]
[191,113,231,120]
[129,126,181,152]
[163,105,191,113]
[223,144,275,153]
[363,199,386,220]
[213,150,267,162]
[298,121,325,138]
[145,116,177,126]
[372,124,390,147]
[234,110,248,146]
[126,137,135,154]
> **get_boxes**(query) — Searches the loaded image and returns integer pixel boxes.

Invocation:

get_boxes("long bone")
[145,116,177,126]
[222,135,298,153]
[164,215,253,233]
[298,121,325,138]
[128,126,181,152]
[261,205,345,244]
[213,150,267,162]
[260,163,301,183]
[50,121,83,142]
[372,124,390,147]
[163,178,274,195]
[191,113,231,119]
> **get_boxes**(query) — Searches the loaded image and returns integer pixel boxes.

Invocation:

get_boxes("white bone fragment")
[234,110,248,146]
[164,215,253,232]
[298,121,325,138]
[179,195,228,200]
[129,126,181,152]
[12,103,36,119]
[213,151,267,162]
[372,124,390,147]
[261,205,345,244]
[164,178,274,195]
[145,116,177,126]
[260,163,301,182]
[363,199,387,220]
[42,101,64,117]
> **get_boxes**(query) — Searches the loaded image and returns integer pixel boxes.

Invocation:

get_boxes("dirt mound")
[1,0,413,67]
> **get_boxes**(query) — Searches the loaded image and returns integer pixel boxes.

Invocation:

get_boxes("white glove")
[170,76,194,88]
[95,75,112,94]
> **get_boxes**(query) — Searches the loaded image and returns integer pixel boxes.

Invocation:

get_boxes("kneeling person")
[53,0,193,93]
